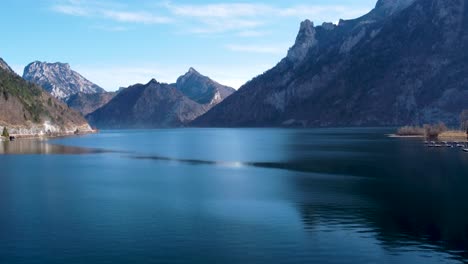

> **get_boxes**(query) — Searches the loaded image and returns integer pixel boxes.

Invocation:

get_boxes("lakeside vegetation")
[1,127,8,138]
[396,123,449,138]
[396,126,467,140]
[395,110,468,140]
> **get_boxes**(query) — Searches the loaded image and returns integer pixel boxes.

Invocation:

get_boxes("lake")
[1,128,468,264]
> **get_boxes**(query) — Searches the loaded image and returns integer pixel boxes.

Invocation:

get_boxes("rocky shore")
[0,122,96,141]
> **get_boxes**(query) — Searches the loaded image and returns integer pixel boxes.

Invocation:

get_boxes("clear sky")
[0,0,376,91]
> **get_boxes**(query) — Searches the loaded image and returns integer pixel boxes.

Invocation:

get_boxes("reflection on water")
[286,133,468,263]
[1,128,468,264]
[0,140,107,155]
[120,130,468,262]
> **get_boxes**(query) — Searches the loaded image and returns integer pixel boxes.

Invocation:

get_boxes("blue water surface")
[1,128,468,264]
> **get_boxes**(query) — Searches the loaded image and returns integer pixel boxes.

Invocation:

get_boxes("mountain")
[66,92,116,116]
[194,0,468,127]
[86,69,234,129]
[23,61,105,100]
[174,68,235,106]
[0,58,15,74]
[0,58,91,135]
[86,79,209,129]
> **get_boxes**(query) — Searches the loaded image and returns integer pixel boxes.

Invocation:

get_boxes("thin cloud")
[51,1,373,34]
[164,3,272,18]
[226,44,288,55]
[92,25,129,32]
[51,0,172,24]
[237,30,270,37]
[52,4,89,16]
[190,18,265,34]
[163,2,373,34]
[278,5,372,20]
[102,10,172,24]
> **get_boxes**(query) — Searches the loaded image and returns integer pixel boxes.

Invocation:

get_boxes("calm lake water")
[1,128,468,264]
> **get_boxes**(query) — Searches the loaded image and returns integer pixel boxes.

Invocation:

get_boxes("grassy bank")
[438,131,468,141]
[395,124,467,141]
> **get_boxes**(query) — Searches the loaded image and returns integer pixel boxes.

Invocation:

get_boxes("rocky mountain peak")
[148,78,160,85]
[87,68,235,129]
[175,69,235,105]
[375,0,416,16]
[194,0,468,128]
[26,61,70,71]
[23,61,105,100]
[0,58,15,74]
[287,19,317,63]
[86,81,209,129]
[0,58,91,134]
[321,22,337,31]
[188,67,199,75]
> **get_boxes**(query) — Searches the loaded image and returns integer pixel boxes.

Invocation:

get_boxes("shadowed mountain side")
[193,0,468,127]
[67,92,116,116]
[86,79,209,129]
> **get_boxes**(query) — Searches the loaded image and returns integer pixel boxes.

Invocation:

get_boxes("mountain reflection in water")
[1,128,468,264]
[0,140,107,155]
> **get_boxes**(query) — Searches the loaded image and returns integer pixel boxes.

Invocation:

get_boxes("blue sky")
[0,0,376,90]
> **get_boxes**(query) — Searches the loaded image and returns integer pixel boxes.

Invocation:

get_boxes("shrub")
[424,123,448,139]
[2,127,9,138]
[396,123,448,139]
[396,126,425,136]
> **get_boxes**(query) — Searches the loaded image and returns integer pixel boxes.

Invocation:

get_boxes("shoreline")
[1,129,98,141]
[389,131,468,141]
[388,134,424,138]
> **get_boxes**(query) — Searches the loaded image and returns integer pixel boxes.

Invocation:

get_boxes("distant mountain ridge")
[87,79,207,128]
[66,92,117,116]
[0,58,91,135]
[86,68,235,129]
[23,61,105,100]
[194,0,468,127]
[174,68,235,105]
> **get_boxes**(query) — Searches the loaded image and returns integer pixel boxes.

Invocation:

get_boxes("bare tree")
[461,110,468,131]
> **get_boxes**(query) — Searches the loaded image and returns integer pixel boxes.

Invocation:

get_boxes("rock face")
[374,0,417,16]
[66,92,116,116]
[86,79,209,129]
[0,58,15,74]
[23,61,105,100]
[194,0,468,127]
[0,58,91,135]
[87,69,235,129]
[175,68,235,106]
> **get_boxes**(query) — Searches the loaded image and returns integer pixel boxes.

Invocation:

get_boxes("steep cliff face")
[23,61,105,100]
[0,58,91,135]
[194,0,468,127]
[0,58,15,74]
[86,79,209,129]
[373,0,417,16]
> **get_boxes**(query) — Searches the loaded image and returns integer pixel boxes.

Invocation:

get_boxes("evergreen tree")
[1,127,9,138]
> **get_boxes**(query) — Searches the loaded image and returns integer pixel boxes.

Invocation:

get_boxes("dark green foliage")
[2,127,9,138]
[0,68,52,123]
